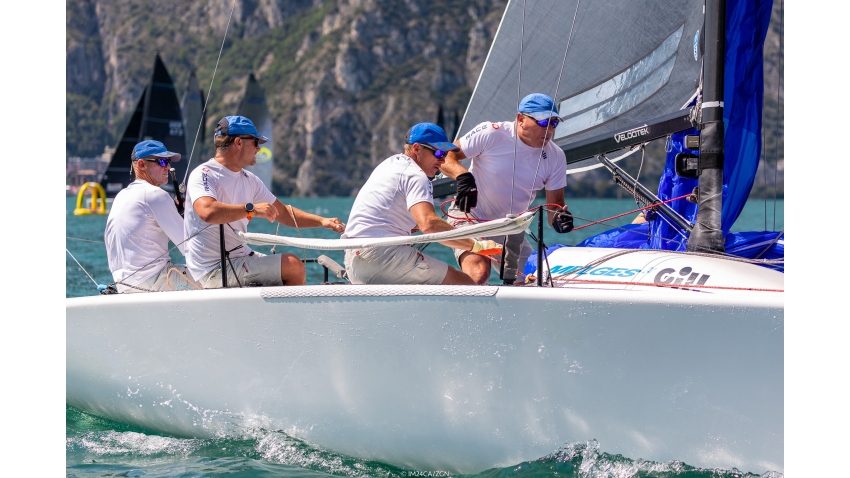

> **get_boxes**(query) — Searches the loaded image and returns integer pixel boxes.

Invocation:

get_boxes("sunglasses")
[420,144,449,159]
[239,136,260,147]
[145,158,171,167]
[523,114,561,129]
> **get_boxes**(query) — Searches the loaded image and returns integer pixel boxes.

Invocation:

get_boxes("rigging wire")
[528,0,582,209]
[509,0,528,215]
[181,0,239,186]
[66,249,100,287]
[772,0,783,230]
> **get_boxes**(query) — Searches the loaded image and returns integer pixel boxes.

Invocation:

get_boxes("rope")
[66,249,100,287]
[66,236,104,244]
[166,267,202,291]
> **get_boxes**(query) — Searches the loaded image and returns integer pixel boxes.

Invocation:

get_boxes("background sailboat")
[99,53,187,197]
[238,73,274,190]
[180,70,206,168]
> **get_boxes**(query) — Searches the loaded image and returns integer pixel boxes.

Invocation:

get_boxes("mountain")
[66,0,507,196]
[66,0,782,198]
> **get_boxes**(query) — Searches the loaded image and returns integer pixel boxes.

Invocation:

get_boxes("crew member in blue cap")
[183,115,345,288]
[438,93,575,284]
[105,140,195,292]
[343,123,501,285]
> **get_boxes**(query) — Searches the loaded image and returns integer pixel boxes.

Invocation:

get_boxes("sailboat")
[238,72,274,190]
[180,70,206,168]
[67,0,783,474]
[99,53,187,197]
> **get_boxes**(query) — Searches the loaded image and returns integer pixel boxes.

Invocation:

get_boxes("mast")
[688,0,726,253]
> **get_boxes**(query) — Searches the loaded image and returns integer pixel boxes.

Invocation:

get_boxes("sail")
[238,73,274,191]
[100,54,187,197]
[181,70,206,170]
[460,0,704,171]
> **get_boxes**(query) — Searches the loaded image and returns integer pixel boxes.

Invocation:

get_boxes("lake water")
[65,195,783,477]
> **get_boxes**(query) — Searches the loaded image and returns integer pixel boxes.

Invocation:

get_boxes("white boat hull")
[67,249,783,473]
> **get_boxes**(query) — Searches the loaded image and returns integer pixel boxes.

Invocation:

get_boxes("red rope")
[571,193,692,231]
[440,194,692,230]
[547,277,784,293]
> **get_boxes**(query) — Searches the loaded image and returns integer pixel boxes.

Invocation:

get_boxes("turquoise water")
[65,195,783,477]
[65,196,783,298]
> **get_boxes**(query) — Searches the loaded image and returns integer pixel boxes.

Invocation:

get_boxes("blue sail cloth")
[524,228,784,274]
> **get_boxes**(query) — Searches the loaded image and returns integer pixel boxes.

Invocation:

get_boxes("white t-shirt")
[105,180,185,285]
[345,154,433,238]
[184,159,276,279]
[459,121,567,220]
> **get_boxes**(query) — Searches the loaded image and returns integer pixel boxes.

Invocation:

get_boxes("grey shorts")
[200,252,284,288]
[344,245,449,285]
[446,205,532,280]
[118,262,196,293]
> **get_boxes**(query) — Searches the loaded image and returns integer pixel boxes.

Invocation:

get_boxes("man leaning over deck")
[105,140,194,293]
[184,115,345,288]
[439,93,575,284]
[343,122,502,285]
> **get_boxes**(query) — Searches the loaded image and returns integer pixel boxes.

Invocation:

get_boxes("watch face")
[245,203,254,212]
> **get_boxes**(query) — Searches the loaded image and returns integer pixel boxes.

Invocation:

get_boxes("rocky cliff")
[66,0,507,196]
[66,0,782,197]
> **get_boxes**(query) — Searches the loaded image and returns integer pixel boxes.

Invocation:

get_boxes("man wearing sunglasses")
[184,115,345,288]
[105,140,195,293]
[343,123,501,285]
[439,93,574,285]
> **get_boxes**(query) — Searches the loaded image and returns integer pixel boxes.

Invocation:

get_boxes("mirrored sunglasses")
[420,144,449,159]
[524,114,561,129]
[145,158,171,167]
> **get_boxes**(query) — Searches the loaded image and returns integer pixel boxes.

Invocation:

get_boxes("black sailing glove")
[455,172,478,213]
[553,206,574,233]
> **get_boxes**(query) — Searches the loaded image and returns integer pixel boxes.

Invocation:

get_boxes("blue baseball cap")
[133,140,181,162]
[518,93,560,121]
[215,115,269,144]
[405,123,460,151]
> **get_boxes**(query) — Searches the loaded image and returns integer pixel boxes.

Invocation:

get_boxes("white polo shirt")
[105,180,185,285]
[184,159,276,280]
[459,121,567,220]
[345,154,433,238]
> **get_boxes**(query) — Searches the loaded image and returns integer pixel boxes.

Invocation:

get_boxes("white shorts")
[200,252,284,288]
[344,244,449,285]
[117,262,196,293]
[446,205,532,280]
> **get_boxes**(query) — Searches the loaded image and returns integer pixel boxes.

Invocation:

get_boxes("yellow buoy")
[74,182,108,215]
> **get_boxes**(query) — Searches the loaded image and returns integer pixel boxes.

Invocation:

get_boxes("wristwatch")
[245,203,254,220]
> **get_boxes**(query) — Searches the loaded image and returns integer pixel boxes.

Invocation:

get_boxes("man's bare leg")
[280,253,307,285]
[440,266,476,285]
[458,251,491,285]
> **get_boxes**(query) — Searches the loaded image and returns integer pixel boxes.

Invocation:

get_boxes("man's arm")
[544,188,566,225]
[193,196,278,224]
[438,141,468,179]
[409,202,475,250]
[273,199,345,233]
[151,192,187,255]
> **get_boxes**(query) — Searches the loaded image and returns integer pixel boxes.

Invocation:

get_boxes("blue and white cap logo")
[693,30,700,61]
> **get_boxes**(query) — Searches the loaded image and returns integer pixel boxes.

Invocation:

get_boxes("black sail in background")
[181,70,206,170]
[238,73,274,191]
[458,0,704,170]
[100,54,187,197]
